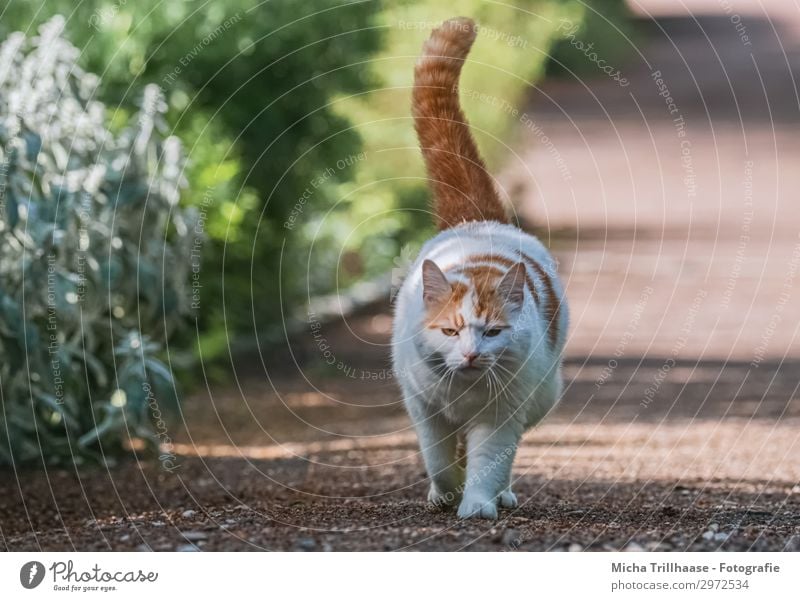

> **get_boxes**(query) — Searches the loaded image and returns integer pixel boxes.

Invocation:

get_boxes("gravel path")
[3,1,800,551]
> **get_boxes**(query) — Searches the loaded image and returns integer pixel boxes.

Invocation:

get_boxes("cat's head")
[418,259,528,374]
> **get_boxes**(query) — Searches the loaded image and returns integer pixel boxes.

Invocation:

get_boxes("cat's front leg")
[413,413,464,509]
[457,423,520,519]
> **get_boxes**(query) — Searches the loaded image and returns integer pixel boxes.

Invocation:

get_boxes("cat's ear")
[422,260,451,305]
[497,262,526,309]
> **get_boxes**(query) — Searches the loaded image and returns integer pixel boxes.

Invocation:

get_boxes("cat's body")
[391,17,569,519]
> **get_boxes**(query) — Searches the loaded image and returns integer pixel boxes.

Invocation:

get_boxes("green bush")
[0,0,383,354]
[0,17,195,465]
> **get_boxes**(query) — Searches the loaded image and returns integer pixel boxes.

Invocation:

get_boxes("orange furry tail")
[412,17,509,230]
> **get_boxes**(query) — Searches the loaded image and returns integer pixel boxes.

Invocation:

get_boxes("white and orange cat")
[392,17,569,519]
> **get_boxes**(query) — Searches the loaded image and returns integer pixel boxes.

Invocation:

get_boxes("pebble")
[624,542,646,552]
[176,544,199,552]
[713,532,731,543]
[181,510,196,519]
[701,530,715,541]
[296,537,317,551]
[646,541,673,551]
[568,543,583,552]
[499,528,522,548]
[181,531,208,542]
[508,516,531,523]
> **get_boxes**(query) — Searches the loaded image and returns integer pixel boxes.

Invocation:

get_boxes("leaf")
[34,391,78,433]
[77,405,124,448]
[80,351,108,389]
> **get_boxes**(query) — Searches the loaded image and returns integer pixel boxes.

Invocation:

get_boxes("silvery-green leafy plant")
[0,16,195,465]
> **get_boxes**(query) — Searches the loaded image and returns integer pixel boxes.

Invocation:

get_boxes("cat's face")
[418,259,527,374]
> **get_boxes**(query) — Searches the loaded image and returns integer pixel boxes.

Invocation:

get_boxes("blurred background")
[2,0,799,551]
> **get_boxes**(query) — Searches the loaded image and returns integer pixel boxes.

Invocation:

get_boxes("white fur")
[392,221,568,519]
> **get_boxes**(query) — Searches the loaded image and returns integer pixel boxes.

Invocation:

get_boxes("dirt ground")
[3,1,800,551]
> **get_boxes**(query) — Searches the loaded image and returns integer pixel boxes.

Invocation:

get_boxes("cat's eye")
[484,328,504,337]
[441,328,459,337]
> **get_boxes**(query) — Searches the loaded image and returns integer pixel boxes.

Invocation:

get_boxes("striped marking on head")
[447,253,540,306]
[424,256,527,327]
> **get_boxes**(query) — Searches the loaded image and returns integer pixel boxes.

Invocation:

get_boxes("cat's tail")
[412,17,509,230]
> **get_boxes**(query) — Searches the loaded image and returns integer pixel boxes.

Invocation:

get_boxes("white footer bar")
[0,552,794,599]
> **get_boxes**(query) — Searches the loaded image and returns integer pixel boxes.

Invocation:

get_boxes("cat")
[391,16,569,519]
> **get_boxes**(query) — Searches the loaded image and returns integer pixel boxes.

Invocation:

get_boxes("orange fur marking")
[453,255,538,305]
[465,253,515,266]
[451,264,504,278]
[467,254,539,306]
[432,263,512,325]
[470,269,507,322]
[425,280,468,327]
[519,252,560,346]
[413,18,509,230]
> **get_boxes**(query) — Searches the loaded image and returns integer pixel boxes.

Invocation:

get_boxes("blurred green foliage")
[0,0,383,353]
[547,0,636,78]
[0,17,195,465]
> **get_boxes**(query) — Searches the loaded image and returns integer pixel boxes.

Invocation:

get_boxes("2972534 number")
[697,579,750,590]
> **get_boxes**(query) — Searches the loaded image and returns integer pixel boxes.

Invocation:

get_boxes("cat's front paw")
[499,489,518,508]
[457,495,498,520]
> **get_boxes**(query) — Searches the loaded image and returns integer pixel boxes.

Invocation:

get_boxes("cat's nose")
[463,352,479,365]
